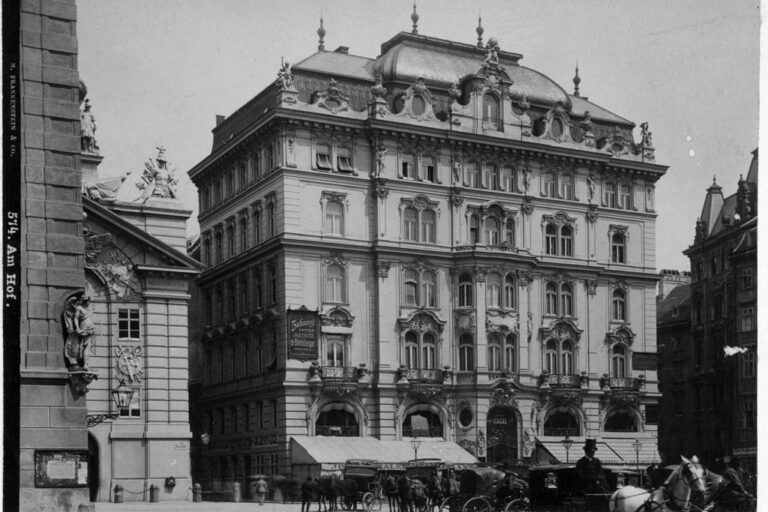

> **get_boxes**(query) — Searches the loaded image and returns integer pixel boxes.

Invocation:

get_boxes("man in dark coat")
[575,439,609,494]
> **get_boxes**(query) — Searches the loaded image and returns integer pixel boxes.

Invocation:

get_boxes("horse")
[385,474,400,512]
[608,455,706,512]
[313,476,337,512]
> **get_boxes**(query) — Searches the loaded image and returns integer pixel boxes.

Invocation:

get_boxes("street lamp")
[410,438,422,461]
[632,439,642,473]
[561,434,574,463]
[86,380,135,427]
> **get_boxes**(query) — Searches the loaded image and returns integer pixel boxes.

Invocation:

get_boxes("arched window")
[405,332,418,369]
[404,207,419,241]
[505,334,517,371]
[611,233,626,263]
[404,269,418,306]
[485,217,500,245]
[546,282,558,315]
[612,344,627,377]
[459,274,473,307]
[544,411,579,437]
[560,283,573,316]
[422,333,436,369]
[483,94,500,129]
[326,264,345,303]
[560,174,574,200]
[504,275,516,309]
[421,271,436,308]
[459,334,474,371]
[605,182,617,208]
[560,225,573,256]
[545,339,558,374]
[488,333,503,371]
[325,201,344,235]
[605,411,636,432]
[403,409,442,438]
[561,340,574,374]
[421,209,436,243]
[612,289,626,321]
[505,219,515,245]
[316,406,359,437]
[470,215,480,244]
[545,224,558,255]
[487,273,501,308]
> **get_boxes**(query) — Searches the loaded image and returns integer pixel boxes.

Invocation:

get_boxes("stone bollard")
[193,483,202,502]
[113,484,124,503]
[232,481,242,502]
[149,484,160,503]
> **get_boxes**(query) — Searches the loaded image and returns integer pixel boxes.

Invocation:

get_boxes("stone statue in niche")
[375,144,387,177]
[522,167,532,194]
[80,99,99,154]
[62,291,96,370]
[451,158,462,185]
[587,175,597,202]
[136,146,178,201]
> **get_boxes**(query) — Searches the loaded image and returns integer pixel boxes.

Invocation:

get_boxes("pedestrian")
[301,476,314,512]
[255,476,268,506]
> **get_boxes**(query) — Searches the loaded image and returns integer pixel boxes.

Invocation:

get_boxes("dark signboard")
[287,307,318,361]
[34,450,89,488]
[632,352,658,371]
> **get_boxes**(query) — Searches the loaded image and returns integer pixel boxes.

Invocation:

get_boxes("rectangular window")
[741,268,754,289]
[743,351,755,378]
[741,306,755,331]
[316,144,332,170]
[744,400,755,429]
[337,148,354,173]
[270,454,279,476]
[118,388,141,417]
[502,167,514,192]
[620,185,632,209]
[272,399,278,429]
[466,164,479,188]
[401,154,414,179]
[644,404,659,425]
[118,309,140,339]
[326,336,345,367]
[423,157,436,182]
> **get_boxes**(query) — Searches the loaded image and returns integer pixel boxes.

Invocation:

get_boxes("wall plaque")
[287,307,319,361]
[34,450,89,488]
[632,352,658,371]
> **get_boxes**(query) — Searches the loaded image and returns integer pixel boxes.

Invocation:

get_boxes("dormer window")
[483,94,500,129]
[316,144,332,170]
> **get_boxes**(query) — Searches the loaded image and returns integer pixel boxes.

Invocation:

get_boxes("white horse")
[609,455,706,512]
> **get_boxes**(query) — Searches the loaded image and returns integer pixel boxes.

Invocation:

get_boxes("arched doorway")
[486,407,518,466]
[88,433,99,501]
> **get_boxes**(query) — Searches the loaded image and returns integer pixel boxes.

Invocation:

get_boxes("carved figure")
[62,292,96,370]
[84,173,130,202]
[483,37,500,68]
[523,427,535,456]
[523,167,532,194]
[451,158,462,185]
[116,345,143,384]
[135,146,177,201]
[527,312,533,342]
[587,175,596,202]
[449,81,461,101]
[80,99,99,154]
[276,60,294,89]
[375,144,387,177]
[640,122,654,147]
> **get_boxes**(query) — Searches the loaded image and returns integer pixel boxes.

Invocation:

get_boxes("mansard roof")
[657,283,690,325]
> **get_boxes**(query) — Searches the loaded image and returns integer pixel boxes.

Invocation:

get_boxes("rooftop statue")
[80,99,100,154]
[84,172,131,202]
[276,59,294,89]
[135,146,178,201]
[62,291,96,371]
[483,37,501,69]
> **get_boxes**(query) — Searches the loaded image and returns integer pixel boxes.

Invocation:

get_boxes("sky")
[76,0,761,271]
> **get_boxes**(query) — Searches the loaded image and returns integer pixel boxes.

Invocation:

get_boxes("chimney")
[334,46,349,54]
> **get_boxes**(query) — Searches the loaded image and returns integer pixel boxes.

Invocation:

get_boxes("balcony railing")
[455,371,476,384]
[405,369,444,383]
[316,426,360,437]
[403,426,443,438]
[607,377,640,390]
[321,366,358,380]
[549,374,582,388]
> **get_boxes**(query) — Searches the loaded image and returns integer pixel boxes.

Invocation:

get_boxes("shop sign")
[632,352,658,371]
[287,307,318,361]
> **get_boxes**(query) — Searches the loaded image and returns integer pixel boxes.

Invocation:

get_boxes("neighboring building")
[81,148,202,501]
[14,2,94,510]
[188,21,666,490]
[660,151,757,473]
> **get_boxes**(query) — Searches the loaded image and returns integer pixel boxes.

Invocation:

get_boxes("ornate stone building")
[659,150,757,474]
[188,22,665,488]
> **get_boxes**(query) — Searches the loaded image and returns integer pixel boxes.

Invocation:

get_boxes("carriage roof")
[459,467,506,496]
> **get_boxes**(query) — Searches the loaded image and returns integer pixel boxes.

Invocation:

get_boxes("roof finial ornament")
[573,63,581,97]
[411,2,419,34]
[476,13,484,48]
[317,14,326,51]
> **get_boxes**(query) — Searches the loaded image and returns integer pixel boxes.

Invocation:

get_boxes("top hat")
[583,439,598,452]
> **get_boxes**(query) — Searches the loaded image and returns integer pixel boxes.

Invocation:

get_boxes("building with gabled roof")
[188,17,666,490]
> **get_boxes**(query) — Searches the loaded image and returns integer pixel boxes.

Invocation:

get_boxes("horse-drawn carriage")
[439,466,527,512]
[341,459,383,512]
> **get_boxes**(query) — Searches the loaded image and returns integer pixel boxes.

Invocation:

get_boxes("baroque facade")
[188,27,665,489]
[659,151,758,474]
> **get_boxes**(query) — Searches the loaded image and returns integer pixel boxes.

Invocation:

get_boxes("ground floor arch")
[486,406,520,466]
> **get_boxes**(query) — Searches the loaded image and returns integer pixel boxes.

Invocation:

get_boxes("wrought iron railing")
[549,374,582,388]
[403,426,443,438]
[321,366,358,380]
[315,426,360,437]
[542,427,580,437]
[608,377,640,390]
[455,371,476,384]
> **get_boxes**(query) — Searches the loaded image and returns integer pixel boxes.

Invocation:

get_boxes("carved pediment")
[398,309,446,334]
[311,78,350,114]
[541,320,583,342]
[320,306,354,328]
[83,225,141,301]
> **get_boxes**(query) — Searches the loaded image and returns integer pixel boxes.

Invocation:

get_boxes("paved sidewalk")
[96,501,394,512]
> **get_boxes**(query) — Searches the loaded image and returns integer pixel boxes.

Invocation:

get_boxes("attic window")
[552,118,564,138]
[316,144,333,170]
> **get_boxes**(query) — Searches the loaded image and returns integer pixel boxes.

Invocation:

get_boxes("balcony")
[308,363,369,398]
[599,375,644,407]
[455,371,476,384]
[405,368,445,383]
[540,373,586,407]
[396,366,450,401]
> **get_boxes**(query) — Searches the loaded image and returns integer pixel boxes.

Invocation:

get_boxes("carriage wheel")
[340,496,355,510]
[503,498,530,512]
[440,495,464,512]
[462,497,493,512]
[361,492,379,512]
